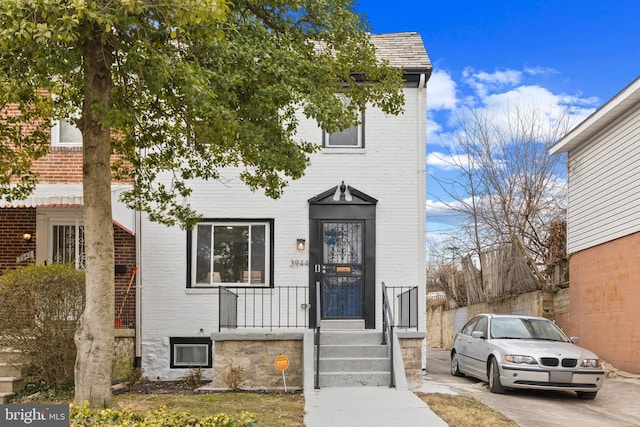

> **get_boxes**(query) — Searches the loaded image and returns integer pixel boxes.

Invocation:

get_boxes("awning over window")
[0,183,136,235]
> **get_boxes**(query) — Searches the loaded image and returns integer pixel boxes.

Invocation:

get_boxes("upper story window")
[323,94,365,148]
[51,119,82,147]
[190,219,273,287]
[324,116,364,148]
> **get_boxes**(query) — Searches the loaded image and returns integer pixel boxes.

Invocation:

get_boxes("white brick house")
[137,32,432,382]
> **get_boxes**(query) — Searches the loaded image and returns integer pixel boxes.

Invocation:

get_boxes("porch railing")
[386,285,419,330]
[218,286,310,332]
[217,284,420,331]
[381,282,395,388]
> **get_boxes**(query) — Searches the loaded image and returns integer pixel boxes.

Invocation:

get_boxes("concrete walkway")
[304,386,448,427]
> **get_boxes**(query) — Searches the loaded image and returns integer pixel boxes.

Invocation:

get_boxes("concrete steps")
[315,331,392,388]
[0,348,25,403]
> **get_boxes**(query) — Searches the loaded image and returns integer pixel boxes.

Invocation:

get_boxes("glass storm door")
[320,221,363,319]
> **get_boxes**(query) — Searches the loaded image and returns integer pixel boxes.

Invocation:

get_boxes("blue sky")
[357,0,640,243]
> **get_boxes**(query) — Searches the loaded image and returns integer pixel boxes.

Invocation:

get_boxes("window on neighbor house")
[51,223,85,270]
[51,119,82,146]
[191,220,272,287]
[170,337,212,368]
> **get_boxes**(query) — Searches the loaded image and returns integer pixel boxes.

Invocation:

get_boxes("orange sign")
[274,355,289,371]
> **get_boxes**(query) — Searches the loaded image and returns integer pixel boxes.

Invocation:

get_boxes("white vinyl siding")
[566,102,640,253]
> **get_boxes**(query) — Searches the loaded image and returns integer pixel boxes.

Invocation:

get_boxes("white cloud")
[426,69,457,111]
[426,199,464,226]
[426,65,599,213]
[524,66,558,77]
[427,151,470,171]
[462,68,522,98]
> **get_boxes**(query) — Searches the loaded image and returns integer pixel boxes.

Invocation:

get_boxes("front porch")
[207,283,424,391]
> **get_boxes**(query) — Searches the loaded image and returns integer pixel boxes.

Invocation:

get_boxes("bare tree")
[431,103,573,282]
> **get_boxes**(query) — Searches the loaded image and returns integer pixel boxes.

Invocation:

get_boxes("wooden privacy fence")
[459,237,544,306]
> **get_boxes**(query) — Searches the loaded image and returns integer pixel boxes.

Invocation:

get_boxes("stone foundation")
[397,333,424,386]
[210,332,304,390]
[113,328,135,381]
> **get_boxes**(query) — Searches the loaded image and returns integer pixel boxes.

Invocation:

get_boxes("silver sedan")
[450,313,605,399]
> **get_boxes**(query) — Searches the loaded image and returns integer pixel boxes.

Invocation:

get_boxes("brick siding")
[0,208,37,273]
[0,208,137,327]
[568,232,640,373]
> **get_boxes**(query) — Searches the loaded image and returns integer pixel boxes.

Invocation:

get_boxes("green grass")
[115,391,305,427]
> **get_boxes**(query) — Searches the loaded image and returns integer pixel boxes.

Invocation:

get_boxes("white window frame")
[190,219,272,288]
[49,221,85,270]
[324,119,364,148]
[324,94,364,148]
[51,119,83,147]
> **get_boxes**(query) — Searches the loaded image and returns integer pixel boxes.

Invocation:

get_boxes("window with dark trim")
[169,337,212,368]
[188,219,274,287]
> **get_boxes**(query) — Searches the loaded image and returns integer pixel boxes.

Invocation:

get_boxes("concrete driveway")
[421,348,640,427]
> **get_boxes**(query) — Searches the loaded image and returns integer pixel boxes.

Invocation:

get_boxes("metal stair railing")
[381,281,396,388]
[314,281,321,389]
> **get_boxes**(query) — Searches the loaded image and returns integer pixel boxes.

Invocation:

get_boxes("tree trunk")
[74,29,114,408]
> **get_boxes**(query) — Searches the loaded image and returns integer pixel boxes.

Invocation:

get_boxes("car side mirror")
[472,330,485,339]
[570,336,579,344]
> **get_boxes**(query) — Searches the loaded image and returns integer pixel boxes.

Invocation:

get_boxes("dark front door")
[308,182,377,329]
[320,221,363,319]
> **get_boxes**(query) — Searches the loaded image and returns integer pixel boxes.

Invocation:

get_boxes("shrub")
[70,402,259,427]
[184,366,204,388]
[0,264,85,388]
[224,365,245,390]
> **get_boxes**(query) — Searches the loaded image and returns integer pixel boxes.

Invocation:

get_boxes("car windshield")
[490,317,569,342]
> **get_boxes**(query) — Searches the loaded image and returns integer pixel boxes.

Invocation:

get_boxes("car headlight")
[580,359,601,368]
[504,354,537,364]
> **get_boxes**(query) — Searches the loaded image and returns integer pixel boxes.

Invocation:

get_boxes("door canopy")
[308,181,378,206]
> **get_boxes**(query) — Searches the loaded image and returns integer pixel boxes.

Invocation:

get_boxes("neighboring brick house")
[0,119,138,327]
[138,32,432,382]
[550,76,640,373]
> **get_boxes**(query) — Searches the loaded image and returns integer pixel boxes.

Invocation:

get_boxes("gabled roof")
[550,76,640,154]
[370,32,431,70]
[315,32,432,87]
[370,32,432,87]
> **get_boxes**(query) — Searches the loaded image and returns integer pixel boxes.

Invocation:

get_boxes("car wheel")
[451,351,464,377]
[488,357,505,394]
[576,391,597,400]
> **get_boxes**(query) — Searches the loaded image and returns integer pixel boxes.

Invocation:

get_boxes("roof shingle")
[370,32,431,71]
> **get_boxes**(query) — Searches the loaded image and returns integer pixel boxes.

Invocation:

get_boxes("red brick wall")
[0,209,137,328]
[32,146,84,183]
[3,99,132,184]
[567,232,640,373]
[114,226,137,328]
[0,208,37,273]
[32,147,133,184]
